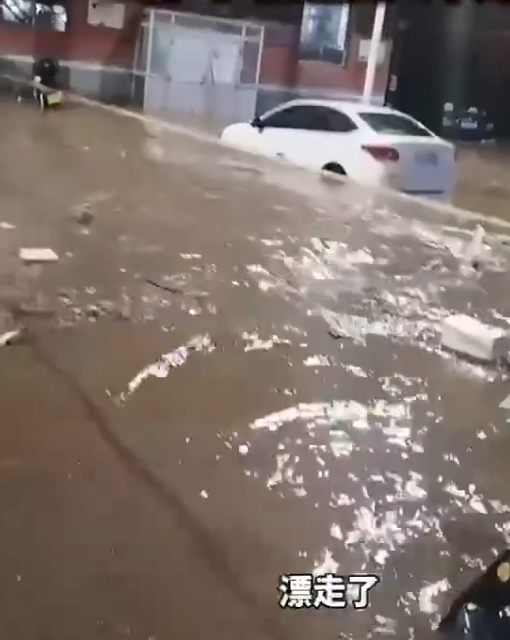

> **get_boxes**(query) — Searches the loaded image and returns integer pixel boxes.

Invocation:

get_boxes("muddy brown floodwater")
[3,97,510,640]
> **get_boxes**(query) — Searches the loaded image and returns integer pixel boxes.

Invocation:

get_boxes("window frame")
[0,0,35,27]
[299,3,352,68]
[0,0,68,32]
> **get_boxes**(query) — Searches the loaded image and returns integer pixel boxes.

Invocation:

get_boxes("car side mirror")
[251,116,264,131]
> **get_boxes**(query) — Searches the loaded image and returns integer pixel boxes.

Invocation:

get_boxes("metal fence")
[128,8,387,129]
[133,10,265,128]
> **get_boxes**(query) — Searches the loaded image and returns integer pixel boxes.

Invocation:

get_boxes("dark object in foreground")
[32,57,59,89]
[438,550,510,639]
[31,57,63,111]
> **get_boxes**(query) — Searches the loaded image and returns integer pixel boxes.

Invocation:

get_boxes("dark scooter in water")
[439,550,510,640]
[31,57,63,111]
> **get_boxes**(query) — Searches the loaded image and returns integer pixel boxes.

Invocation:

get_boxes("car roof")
[269,98,403,118]
[260,98,438,139]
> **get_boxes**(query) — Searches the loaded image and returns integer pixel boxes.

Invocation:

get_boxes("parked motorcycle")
[31,57,63,111]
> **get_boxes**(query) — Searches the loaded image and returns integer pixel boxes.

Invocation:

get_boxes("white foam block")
[19,248,59,263]
[500,394,510,410]
[440,314,510,362]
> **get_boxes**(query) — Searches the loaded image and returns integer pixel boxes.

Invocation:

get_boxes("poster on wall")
[358,39,387,65]
[87,0,126,29]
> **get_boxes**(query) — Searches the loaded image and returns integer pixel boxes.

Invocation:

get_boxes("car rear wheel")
[322,162,347,176]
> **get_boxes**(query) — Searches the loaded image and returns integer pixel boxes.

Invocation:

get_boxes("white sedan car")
[220,99,457,201]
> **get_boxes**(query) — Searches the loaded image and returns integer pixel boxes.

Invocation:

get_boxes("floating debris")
[15,302,56,317]
[85,304,101,320]
[144,277,208,301]
[441,314,510,363]
[19,248,59,263]
[114,334,215,404]
[0,221,15,231]
[463,224,488,270]
[144,278,184,295]
[241,331,291,352]
[73,205,95,227]
[0,329,25,346]
[499,394,510,410]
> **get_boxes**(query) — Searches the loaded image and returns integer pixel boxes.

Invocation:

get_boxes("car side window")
[323,108,357,133]
[261,105,357,133]
[262,106,312,129]
[263,106,330,130]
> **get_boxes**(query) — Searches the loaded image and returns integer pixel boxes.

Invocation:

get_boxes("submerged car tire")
[322,162,347,176]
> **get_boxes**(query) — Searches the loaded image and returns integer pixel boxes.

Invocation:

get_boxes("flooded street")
[2,97,510,640]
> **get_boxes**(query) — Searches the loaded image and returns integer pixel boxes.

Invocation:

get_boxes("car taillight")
[362,145,400,162]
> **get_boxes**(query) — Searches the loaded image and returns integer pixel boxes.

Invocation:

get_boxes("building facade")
[3,0,509,140]
[297,3,394,101]
[0,0,392,105]
[0,0,140,65]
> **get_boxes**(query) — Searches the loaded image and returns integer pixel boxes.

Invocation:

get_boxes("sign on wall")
[87,0,126,29]
[358,39,387,65]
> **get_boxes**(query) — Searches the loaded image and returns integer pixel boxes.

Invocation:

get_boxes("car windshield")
[358,112,433,137]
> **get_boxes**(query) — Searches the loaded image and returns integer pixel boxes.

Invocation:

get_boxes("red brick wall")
[258,31,391,97]
[297,35,392,97]
[258,23,299,86]
[1,5,391,97]
[0,1,142,65]
[259,44,297,85]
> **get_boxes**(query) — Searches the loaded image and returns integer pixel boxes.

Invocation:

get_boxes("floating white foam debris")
[330,493,355,507]
[116,334,215,403]
[373,615,396,635]
[304,354,330,367]
[330,523,343,541]
[440,314,510,362]
[0,329,23,346]
[404,474,427,500]
[266,453,290,488]
[489,499,510,514]
[0,221,15,230]
[500,394,510,410]
[443,481,467,499]
[464,224,487,267]
[260,238,283,247]
[419,579,451,614]
[345,507,405,549]
[19,247,59,263]
[241,331,290,352]
[373,549,389,566]
[251,400,411,434]
[469,497,488,514]
[312,548,339,577]
[125,346,188,397]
